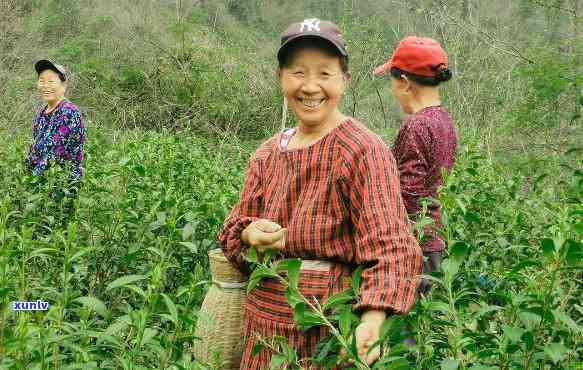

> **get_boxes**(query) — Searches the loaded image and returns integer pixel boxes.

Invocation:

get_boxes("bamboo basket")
[193,249,247,369]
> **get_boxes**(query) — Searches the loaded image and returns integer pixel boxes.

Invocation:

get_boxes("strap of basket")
[214,280,248,289]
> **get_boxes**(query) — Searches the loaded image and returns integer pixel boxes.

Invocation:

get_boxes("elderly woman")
[218,19,422,368]
[26,60,85,195]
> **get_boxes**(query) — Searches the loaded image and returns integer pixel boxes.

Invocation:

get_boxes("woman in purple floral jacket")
[25,60,86,215]
[26,60,86,185]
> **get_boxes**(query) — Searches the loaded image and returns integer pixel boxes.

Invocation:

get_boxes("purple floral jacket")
[26,99,86,181]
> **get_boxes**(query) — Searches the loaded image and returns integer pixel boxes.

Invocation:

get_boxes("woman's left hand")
[341,309,385,365]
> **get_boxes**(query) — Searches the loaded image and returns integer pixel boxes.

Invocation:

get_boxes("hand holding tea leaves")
[339,309,384,366]
[354,310,385,365]
[242,219,286,253]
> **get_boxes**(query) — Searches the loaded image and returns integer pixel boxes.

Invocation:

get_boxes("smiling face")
[280,47,348,129]
[37,69,66,105]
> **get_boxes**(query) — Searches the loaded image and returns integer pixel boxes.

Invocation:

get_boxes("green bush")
[0,129,248,368]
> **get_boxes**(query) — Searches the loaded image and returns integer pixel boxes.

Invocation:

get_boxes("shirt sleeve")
[217,157,263,273]
[63,110,86,181]
[393,121,431,215]
[342,145,422,314]
[32,111,40,139]
[26,112,42,172]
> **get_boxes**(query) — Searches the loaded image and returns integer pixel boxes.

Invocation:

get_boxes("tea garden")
[0,0,581,368]
[0,123,581,369]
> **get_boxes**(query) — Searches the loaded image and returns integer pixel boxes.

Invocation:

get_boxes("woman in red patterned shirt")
[219,19,422,368]
[374,37,458,293]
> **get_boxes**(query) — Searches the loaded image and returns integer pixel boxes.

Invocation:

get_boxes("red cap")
[374,36,448,77]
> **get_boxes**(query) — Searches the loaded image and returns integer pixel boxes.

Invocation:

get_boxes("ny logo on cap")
[300,18,320,32]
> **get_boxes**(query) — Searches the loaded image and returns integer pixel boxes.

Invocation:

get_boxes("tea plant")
[241,144,582,369]
[0,129,249,369]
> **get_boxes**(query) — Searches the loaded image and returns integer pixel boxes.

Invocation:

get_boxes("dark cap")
[35,59,67,81]
[277,18,348,62]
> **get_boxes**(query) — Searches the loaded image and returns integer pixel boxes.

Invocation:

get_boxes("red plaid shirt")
[219,118,422,314]
[392,106,457,252]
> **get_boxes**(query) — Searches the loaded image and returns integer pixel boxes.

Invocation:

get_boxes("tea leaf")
[133,164,146,177]
[339,306,353,338]
[269,354,287,369]
[102,315,131,340]
[293,303,327,331]
[350,266,364,295]
[379,315,405,341]
[247,265,279,293]
[322,289,354,313]
[106,274,147,291]
[244,247,259,264]
[425,301,450,314]
[552,309,583,334]
[73,296,108,318]
[284,286,303,308]
[69,247,91,263]
[565,239,582,266]
[519,311,542,331]
[502,325,525,343]
[279,258,301,289]
[544,342,568,364]
[181,223,196,241]
[441,259,460,278]
[160,293,178,325]
[449,241,469,262]
[440,358,460,370]
[508,259,541,276]
[118,156,131,166]
[541,238,555,258]
[27,247,58,261]
[141,328,158,347]
[179,241,198,254]
[252,342,265,356]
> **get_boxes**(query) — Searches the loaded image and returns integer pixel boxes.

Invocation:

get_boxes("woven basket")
[193,249,247,369]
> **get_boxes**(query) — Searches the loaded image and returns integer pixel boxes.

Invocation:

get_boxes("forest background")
[0,0,581,369]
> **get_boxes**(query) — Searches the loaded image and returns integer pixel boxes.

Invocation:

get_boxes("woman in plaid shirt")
[219,19,422,368]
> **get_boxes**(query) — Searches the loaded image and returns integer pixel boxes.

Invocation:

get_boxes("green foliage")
[0,0,582,368]
[0,129,249,368]
[510,49,580,129]
[39,0,82,40]
[240,143,582,369]
[0,109,581,369]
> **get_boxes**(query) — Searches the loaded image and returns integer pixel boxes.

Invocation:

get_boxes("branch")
[530,0,579,16]
[434,8,535,64]
[375,85,389,129]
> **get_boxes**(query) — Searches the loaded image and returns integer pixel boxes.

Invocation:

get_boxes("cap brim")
[277,33,348,62]
[373,60,392,76]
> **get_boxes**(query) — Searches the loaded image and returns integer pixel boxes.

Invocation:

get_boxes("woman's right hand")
[241,219,286,253]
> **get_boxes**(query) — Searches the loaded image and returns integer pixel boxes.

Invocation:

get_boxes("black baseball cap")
[34,59,67,81]
[277,18,348,62]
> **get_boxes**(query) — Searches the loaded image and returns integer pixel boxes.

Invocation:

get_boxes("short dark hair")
[278,36,349,73]
[390,67,452,86]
